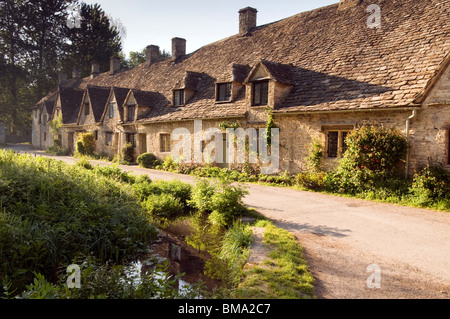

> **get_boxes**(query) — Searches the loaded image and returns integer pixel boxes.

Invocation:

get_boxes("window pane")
[328,132,339,158]
[217,83,232,101]
[260,81,268,105]
[253,81,269,106]
[174,90,184,106]
[254,83,261,105]
[128,106,135,121]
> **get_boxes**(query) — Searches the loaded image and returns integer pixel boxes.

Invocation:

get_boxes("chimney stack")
[239,7,257,35]
[172,37,186,60]
[58,71,67,84]
[72,66,81,79]
[146,45,160,65]
[110,56,121,75]
[91,62,100,78]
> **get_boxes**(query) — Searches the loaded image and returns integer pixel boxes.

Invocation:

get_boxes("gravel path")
[6,144,450,299]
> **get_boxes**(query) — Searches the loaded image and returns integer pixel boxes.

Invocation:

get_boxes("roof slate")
[39,0,450,122]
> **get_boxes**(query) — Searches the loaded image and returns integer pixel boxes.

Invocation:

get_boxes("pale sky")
[81,0,338,57]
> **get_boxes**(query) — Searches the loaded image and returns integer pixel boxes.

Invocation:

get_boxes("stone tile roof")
[59,87,85,124]
[86,85,111,123]
[40,0,450,122]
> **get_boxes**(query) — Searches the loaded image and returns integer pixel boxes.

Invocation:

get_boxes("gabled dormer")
[77,91,92,125]
[172,71,204,107]
[124,89,166,122]
[244,59,295,110]
[100,87,129,126]
[78,86,111,126]
[215,64,251,104]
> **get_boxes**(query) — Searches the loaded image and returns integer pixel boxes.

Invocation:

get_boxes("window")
[173,90,185,106]
[94,131,98,141]
[327,131,351,158]
[109,102,116,118]
[127,106,136,122]
[126,134,136,148]
[252,80,269,106]
[160,134,171,153]
[84,103,90,116]
[106,132,113,146]
[216,83,232,102]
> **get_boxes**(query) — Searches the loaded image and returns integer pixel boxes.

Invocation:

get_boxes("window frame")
[216,82,232,103]
[127,105,136,122]
[108,102,117,119]
[106,132,114,146]
[160,133,171,153]
[326,130,351,158]
[252,80,269,107]
[173,89,185,106]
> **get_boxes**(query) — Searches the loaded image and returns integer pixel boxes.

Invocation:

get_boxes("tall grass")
[0,150,157,293]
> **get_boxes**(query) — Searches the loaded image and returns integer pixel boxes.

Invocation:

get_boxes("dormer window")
[252,80,269,106]
[173,89,185,106]
[84,102,90,116]
[127,105,136,122]
[109,102,116,118]
[216,83,232,102]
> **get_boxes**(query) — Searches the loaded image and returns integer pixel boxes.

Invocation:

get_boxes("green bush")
[0,150,157,294]
[296,172,326,190]
[188,178,248,226]
[137,153,157,169]
[411,163,450,201]
[121,143,135,164]
[132,179,192,205]
[325,125,408,194]
[46,144,69,156]
[142,193,185,218]
[94,165,136,184]
[76,132,96,156]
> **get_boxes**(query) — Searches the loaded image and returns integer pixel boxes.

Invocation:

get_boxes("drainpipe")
[405,109,417,179]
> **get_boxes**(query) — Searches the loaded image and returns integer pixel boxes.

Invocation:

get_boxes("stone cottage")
[32,0,450,175]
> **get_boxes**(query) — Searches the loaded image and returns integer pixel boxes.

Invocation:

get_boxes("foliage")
[76,132,96,156]
[142,193,185,219]
[121,143,135,164]
[162,155,176,171]
[265,114,278,147]
[306,139,324,173]
[17,258,203,300]
[46,144,69,156]
[204,222,252,286]
[188,178,248,226]
[325,125,408,194]
[0,150,157,294]
[411,163,450,202]
[219,121,241,132]
[125,47,171,68]
[235,221,315,299]
[132,179,192,206]
[94,164,136,184]
[137,153,157,169]
[296,172,326,190]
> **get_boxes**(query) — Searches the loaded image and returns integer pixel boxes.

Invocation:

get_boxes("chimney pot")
[72,66,81,79]
[91,62,100,77]
[58,71,67,84]
[146,45,160,65]
[172,38,186,60]
[239,7,257,35]
[110,56,121,75]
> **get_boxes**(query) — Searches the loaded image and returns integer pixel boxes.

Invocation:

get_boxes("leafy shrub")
[176,161,203,175]
[121,143,135,164]
[75,157,93,170]
[46,144,69,156]
[326,125,408,194]
[162,155,175,171]
[296,172,326,190]
[142,193,185,218]
[132,179,192,205]
[137,153,157,169]
[0,150,157,293]
[188,178,248,226]
[411,163,450,201]
[76,132,96,156]
[306,139,324,172]
[94,165,136,184]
